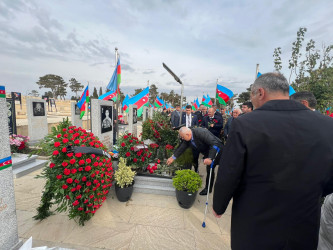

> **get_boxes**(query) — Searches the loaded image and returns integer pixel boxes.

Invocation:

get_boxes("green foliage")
[114,158,136,188]
[36,74,67,99]
[174,147,193,167]
[29,90,39,97]
[69,78,84,98]
[273,47,282,71]
[237,87,251,104]
[172,169,202,193]
[92,87,98,99]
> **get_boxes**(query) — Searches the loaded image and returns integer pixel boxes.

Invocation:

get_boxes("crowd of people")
[163,72,333,249]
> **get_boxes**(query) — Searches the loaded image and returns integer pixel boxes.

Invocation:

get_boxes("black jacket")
[173,127,223,160]
[213,100,333,250]
[201,114,223,137]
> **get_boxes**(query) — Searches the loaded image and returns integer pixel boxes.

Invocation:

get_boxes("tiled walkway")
[14,164,232,249]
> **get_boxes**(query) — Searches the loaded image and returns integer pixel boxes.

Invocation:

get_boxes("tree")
[149,84,158,104]
[273,47,282,71]
[99,87,103,97]
[29,90,39,97]
[132,88,143,97]
[237,87,251,104]
[68,78,84,98]
[43,91,53,98]
[36,74,68,99]
[92,87,98,99]
[56,85,67,100]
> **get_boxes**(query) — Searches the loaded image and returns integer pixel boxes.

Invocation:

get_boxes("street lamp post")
[162,63,183,126]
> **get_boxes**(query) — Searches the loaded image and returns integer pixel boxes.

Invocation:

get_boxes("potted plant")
[172,169,202,209]
[114,157,136,202]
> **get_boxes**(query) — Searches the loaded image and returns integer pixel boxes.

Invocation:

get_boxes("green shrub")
[172,169,202,193]
[114,158,136,188]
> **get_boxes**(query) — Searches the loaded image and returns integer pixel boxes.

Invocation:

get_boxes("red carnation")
[69,159,76,164]
[74,179,80,183]
[71,169,77,174]
[133,158,138,163]
[65,195,70,199]
[86,181,91,186]
[52,150,59,156]
[121,142,126,147]
[78,167,83,171]
[93,162,98,167]
[72,200,79,206]
[54,142,61,147]
[86,158,91,163]
[57,134,62,138]
[75,153,82,158]
[62,162,68,167]
[63,134,68,138]
[157,159,161,164]
[129,140,133,143]
[63,168,70,175]
[56,175,62,179]
[85,166,92,172]
[74,139,80,144]
[79,160,85,165]
[152,166,157,170]
[123,135,128,139]
[62,138,69,143]
[66,178,73,184]
[82,176,87,182]
[62,184,68,189]
[61,147,67,153]
[50,163,55,168]
[141,157,145,162]
[78,207,83,211]
[149,169,154,174]
[130,147,134,151]
[71,188,76,192]
[91,154,95,158]
[76,185,82,190]
[63,128,67,132]
[67,153,73,157]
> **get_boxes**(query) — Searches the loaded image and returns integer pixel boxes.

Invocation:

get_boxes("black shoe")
[199,188,208,195]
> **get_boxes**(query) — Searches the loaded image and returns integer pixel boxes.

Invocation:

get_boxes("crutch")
[202,146,220,228]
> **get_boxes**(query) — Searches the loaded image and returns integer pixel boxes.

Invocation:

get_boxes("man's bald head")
[179,127,192,141]
[208,108,215,117]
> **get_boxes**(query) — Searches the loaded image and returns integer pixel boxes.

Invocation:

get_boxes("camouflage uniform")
[221,114,231,144]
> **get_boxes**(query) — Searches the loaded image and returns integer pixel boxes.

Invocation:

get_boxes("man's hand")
[212,208,222,218]
[203,158,212,165]
[166,157,174,166]
[210,124,214,128]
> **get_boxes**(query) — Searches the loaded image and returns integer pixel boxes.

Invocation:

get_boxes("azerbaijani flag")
[257,72,262,78]
[98,89,117,101]
[154,96,164,108]
[216,84,234,105]
[126,87,149,117]
[203,94,213,107]
[202,95,206,104]
[192,98,199,110]
[289,85,296,96]
[122,95,130,112]
[0,86,5,98]
[77,85,89,119]
[326,107,331,115]
[107,59,121,91]
[0,156,12,171]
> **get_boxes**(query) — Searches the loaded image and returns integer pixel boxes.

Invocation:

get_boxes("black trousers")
[204,151,222,191]
[192,148,199,172]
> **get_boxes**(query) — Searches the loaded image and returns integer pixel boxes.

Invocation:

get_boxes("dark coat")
[194,111,204,126]
[223,117,234,137]
[201,114,223,137]
[173,127,223,161]
[171,110,181,127]
[213,100,333,250]
[181,113,199,127]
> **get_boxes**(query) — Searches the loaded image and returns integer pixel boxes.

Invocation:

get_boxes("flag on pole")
[122,95,130,112]
[289,85,296,96]
[77,85,89,119]
[154,96,164,108]
[216,84,234,105]
[107,58,121,92]
[257,72,262,78]
[126,87,150,117]
[202,95,206,104]
[203,94,213,107]
[98,89,117,101]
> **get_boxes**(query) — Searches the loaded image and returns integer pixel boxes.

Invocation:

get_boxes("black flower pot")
[115,182,134,202]
[176,189,197,209]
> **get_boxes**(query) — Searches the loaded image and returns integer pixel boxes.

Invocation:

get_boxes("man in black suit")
[290,91,321,113]
[213,72,333,250]
[166,127,223,195]
[171,105,181,127]
[181,105,199,128]
[202,108,223,137]
[194,104,205,126]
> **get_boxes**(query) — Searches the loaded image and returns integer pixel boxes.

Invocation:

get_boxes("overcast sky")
[1,0,332,102]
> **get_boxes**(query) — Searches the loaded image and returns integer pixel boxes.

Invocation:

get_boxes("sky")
[1,0,333,102]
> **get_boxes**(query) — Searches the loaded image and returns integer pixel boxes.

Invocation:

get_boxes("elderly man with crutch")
[166,127,223,196]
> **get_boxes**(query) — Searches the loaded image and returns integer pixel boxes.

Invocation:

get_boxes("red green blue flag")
[154,96,164,108]
[0,86,5,98]
[77,85,89,119]
[107,58,121,94]
[289,85,296,96]
[216,84,234,105]
[0,156,12,171]
[99,90,117,102]
[203,94,213,107]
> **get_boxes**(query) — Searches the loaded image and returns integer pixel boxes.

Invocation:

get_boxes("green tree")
[92,87,98,99]
[99,87,103,97]
[132,88,143,97]
[43,91,54,98]
[36,74,68,99]
[29,90,39,97]
[149,84,158,104]
[237,87,251,104]
[68,78,84,98]
[273,47,282,71]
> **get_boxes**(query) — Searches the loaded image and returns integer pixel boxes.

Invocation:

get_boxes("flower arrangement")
[9,134,30,153]
[33,118,113,226]
[117,132,153,171]
[114,158,136,188]
[172,169,202,193]
[208,118,219,127]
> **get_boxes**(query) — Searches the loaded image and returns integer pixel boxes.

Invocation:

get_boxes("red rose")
[123,135,128,139]
[71,169,77,174]
[63,134,68,138]
[76,185,82,190]
[93,179,99,184]
[68,130,73,134]
[74,139,80,144]
[129,140,133,143]
[84,199,88,203]
[149,169,154,174]
[76,194,82,199]
[78,207,83,211]
[99,162,103,166]
[141,157,145,162]
[86,158,91,163]
[67,153,73,157]
[72,200,79,206]
[74,179,80,183]
[82,176,87,182]
[54,142,61,147]
[75,153,82,158]
[63,128,67,132]
[56,175,62,179]
[66,178,73,184]
[61,147,67,153]
[128,133,132,135]
[62,184,68,189]
[79,160,85,165]
[137,151,142,156]
[69,159,76,164]
[93,162,98,167]
[86,181,91,186]
[62,162,68,167]
[50,163,55,168]
[91,154,95,158]
[65,195,70,199]
[130,147,134,151]
[91,173,95,178]
[71,188,76,192]
[57,134,62,138]
[52,150,59,156]
[85,166,91,172]
[157,159,161,164]
[133,158,138,163]
[121,142,126,147]
[89,195,94,199]
[63,168,70,175]
[78,167,83,171]
[152,166,157,170]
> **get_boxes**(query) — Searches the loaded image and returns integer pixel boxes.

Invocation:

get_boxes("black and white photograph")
[101,105,112,134]
[32,102,45,116]
[75,104,80,115]
[133,107,137,124]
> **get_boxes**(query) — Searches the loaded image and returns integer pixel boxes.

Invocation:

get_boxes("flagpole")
[115,47,119,143]
[255,64,259,80]
[214,78,218,105]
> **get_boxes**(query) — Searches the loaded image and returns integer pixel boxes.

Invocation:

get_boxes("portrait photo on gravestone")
[32,102,45,116]
[133,107,137,124]
[101,105,112,134]
[75,104,80,115]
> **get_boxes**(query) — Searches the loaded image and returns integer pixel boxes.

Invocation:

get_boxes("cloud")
[143,69,155,74]
[121,64,135,72]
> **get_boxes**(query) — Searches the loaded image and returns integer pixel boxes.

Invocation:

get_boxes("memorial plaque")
[101,105,112,134]
[133,107,137,124]
[6,99,16,135]
[32,102,45,116]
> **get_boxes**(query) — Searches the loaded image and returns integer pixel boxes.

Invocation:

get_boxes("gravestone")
[6,98,17,135]
[128,105,138,137]
[26,98,48,143]
[0,86,22,249]
[142,106,149,122]
[148,107,154,119]
[91,99,113,150]
[71,102,82,128]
